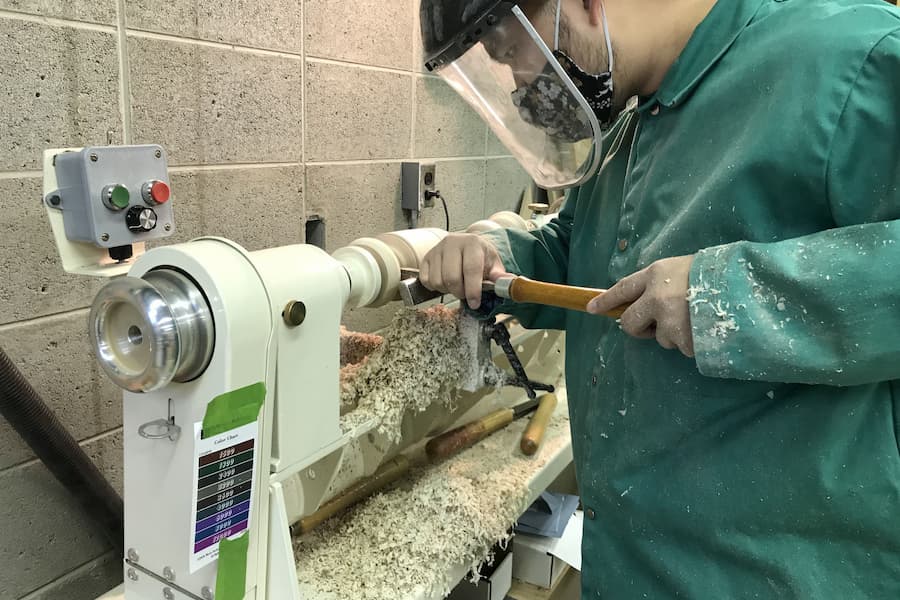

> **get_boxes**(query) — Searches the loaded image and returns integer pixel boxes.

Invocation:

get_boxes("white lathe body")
[41,147,572,600]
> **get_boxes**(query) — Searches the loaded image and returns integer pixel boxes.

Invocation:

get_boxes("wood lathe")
[41,145,574,600]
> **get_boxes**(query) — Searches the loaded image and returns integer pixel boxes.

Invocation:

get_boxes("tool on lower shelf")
[426,396,551,462]
[296,456,411,535]
[520,393,559,457]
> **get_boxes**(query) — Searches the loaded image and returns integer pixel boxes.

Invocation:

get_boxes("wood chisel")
[399,269,629,318]
[520,392,558,456]
[485,276,630,318]
[295,456,410,534]
[425,397,542,462]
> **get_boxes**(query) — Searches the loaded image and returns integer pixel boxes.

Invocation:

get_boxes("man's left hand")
[587,255,696,357]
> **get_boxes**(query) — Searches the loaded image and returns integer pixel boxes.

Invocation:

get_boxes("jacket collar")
[637,0,767,112]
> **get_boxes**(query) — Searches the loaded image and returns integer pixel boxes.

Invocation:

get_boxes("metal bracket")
[138,398,181,442]
[483,320,554,400]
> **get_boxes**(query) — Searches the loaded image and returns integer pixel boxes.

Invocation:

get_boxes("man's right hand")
[419,233,508,309]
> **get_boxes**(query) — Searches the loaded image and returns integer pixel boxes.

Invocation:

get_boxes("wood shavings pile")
[339,327,384,402]
[294,403,571,599]
[339,306,480,443]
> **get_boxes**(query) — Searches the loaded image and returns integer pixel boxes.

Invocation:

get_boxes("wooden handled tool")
[489,276,630,318]
[296,455,410,534]
[425,398,541,462]
[520,393,558,456]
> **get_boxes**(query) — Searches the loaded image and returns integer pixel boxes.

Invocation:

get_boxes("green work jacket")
[484,0,900,597]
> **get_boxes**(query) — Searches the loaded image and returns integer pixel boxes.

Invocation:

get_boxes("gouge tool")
[399,269,629,318]
[425,396,544,462]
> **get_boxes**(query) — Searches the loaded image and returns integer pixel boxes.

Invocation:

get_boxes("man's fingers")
[419,260,431,288]
[656,329,677,350]
[421,253,445,292]
[442,247,464,300]
[485,261,509,281]
[462,244,486,308]
[588,270,648,315]
[619,298,656,338]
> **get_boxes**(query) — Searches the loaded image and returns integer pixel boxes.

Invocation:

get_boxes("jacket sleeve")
[688,29,900,386]
[479,185,580,330]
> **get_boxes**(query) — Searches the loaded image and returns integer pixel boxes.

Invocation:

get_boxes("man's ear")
[586,0,602,26]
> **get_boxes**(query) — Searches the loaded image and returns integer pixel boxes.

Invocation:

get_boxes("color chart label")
[189,421,257,573]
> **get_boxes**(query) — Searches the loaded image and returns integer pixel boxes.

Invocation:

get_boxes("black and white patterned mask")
[510,0,616,136]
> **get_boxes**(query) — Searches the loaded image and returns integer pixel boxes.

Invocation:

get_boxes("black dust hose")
[0,346,124,556]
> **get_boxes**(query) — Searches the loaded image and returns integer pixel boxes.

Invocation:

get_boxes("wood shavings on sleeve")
[340,305,480,444]
[294,406,571,600]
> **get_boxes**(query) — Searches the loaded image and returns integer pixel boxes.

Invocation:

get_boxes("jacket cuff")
[688,243,745,378]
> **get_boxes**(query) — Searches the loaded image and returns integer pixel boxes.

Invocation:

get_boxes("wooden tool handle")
[520,393,558,456]
[426,408,515,461]
[296,455,410,534]
[508,277,630,318]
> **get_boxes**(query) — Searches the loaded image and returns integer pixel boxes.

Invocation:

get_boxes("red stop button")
[150,181,170,204]
[142,180,171,205]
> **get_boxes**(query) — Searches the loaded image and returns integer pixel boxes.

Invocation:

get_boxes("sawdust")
[294,403,571,599]
[341,326,383,366]
[339,327,384,407]
[339,306,481,444]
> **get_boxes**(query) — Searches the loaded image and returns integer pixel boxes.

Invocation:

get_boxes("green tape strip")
[215,531,250,600]
[202,382,266,439]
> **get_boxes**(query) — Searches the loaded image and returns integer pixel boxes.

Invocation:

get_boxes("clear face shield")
[427,3,605,190]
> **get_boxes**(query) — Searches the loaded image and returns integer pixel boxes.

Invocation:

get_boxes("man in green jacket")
[419,0,900,597]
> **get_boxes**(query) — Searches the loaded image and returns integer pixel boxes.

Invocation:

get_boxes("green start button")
[102,184,130,211]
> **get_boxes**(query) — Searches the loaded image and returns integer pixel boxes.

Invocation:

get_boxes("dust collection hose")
[0,346,125,555]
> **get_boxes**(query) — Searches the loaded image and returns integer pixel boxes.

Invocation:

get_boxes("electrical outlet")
[401,162,437,212]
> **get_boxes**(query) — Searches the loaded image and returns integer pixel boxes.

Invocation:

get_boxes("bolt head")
[155,149,162,158]
[101,233,110,242]
[283,300,307,327]
[163,566,175,581]
[307,468,316,480]
[89,153,99,162]
[164,223,172,232]
[127,548,139,562]
[127,568,138,581]
[201,586,214,600]
[163,588,174,600]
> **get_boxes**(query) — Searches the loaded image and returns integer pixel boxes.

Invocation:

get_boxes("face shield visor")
[425,2,604,190]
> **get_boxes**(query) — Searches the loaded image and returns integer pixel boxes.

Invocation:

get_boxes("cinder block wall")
[0,2,530,598]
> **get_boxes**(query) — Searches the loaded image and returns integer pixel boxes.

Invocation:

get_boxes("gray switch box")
[401,162,437,212]
[46,145,175,249]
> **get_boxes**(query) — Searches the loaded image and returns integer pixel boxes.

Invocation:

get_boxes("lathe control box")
[45,145,175,260]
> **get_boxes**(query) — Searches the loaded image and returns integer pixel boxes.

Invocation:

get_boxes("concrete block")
[126,0,302,53]
[418,159,486,232]
[129,36,303,165]
[305,62,411,162]
[0,311,121,470]
[21,551,122,600]
[0,177,104,326]
[484,157,531,216]
[305,162,406,252]
[486,130,511,156]
[305,0,411,70]
[0,458,111,598]
[414,76,486,158]
[0,19,120,170]
[159,166,304,251]
[84,429,123,497]
[0,0,116,23]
